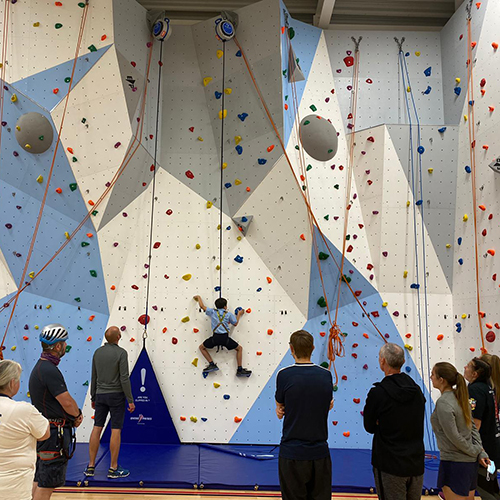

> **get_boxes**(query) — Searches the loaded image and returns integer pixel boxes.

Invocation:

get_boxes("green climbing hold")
[324,215,329,221]
[318,252,330,260]
[91,210,98,216]
[285,95,288,100]
[328,149,333,153]
[81,242,90,247]
[310,105,317,112]
[304,120,310,126]
[88,44,97,52]
[320,321,327,325]
[302,185,306,191]
[39,136,44,141]
[89,270,97,277]
[82,380,89,386]
[283,70,287,76]
[334,184,339,190]
[295,145,300,150]
[77,325,83,330]
[341,332,348,338]
[74,297,81,302]
[64,77,71,84]
[55,23,63,29]
[342,275,351,284]
[346,235,350,241]
[81,118,87,124]
[333,385,338,392]
[69,183,77,191]
[320,361,329,368]
[296,58,299,64]
[65,345,72,353]
[306,164,312,171]
[317,296,327,308]
[72,157,78,162]
[78,2,85,7]
[288,27,295,40]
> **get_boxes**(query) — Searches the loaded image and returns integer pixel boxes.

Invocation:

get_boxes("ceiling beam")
[313,0,336,28]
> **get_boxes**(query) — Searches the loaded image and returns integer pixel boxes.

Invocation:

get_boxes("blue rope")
[398,50,436,451]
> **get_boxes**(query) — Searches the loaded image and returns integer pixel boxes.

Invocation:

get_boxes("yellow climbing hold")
[217,224,221,230]
[404,344,413,351]
[192,358,198,367]
[197,136,204,142]
[34,325,39,330]
[216,50,223,59]
[25,144,32,149]
[428,168,433,174]
[182,316,190,323]
[64,232,70,239]
[407,86,411,93]
[382,302,388,307]
[216,265,221,271]
[406,201,411,207]
[463,214,468,221]
[213,382,220,388]
[415,51,421,56]
[29,272,35,279]
[190,416,198,423]
[464,115,468,121]
[237,236,242,241]
[234,179,242,185]
[403,270,408,278]
[219,109,227,119]
[456,77,461,84]
[222,162,227,170]
[11,94,18,103]
[461,314,467,319]
[196,244,201,249]
[16,125,21,131]
[235,136,242,145]
[11,346,16,351]
[203,77,213,87]
[46,304,51,309]
[224,88,232,95]
[207,201,213,209]
[446,243,451,248]
[182,274,192,281]
[36,175,44,183]
[33,22,40,27]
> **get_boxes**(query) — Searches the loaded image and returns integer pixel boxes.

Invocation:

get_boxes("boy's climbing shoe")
[203,362,219,373]
[108,465,130,478]
[83,465,95,477]
[236,367,252,377]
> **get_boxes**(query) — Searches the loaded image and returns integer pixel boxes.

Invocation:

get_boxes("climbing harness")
[38,419,76,461]
[213,310,230,352]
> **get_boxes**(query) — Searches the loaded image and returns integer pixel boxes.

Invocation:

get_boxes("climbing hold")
[454,87,462,96]
[486,331,496,343]
[192,358,198,367]
[185,170,194,179]
[463,214,468,221]
[89,270,97,277]
[487,249,495,256]
[224,88,232,95]
[235,145,243,155]
[437,334,444,341]
[172,337,178,344]
[424,67,432,77]
[343,432,350,437]
[300,234,306,241]
[224,395,230,400]
[266,277,272,284]
[203,77,212,86]
[213,383,220,388]
[36,175,44,183]
[299,115,338,161]
[258,158,267,165]
[438,127,447,133]
[180,416,186,421]
[317,297,327,308]
[423,86,432,95]
[234,179,242,186]
[417,146,425,154]
[465,166,471,173]
[218,110,227,119]
[404,344,413,351]
[69,183,78,191]
[10,94,17,103]
[318,252,330,260]
[86,337,92,342]
[235,135,242,145]
[458,258,464,265]
[182,274,192,281]
[428,168,433,174]
[267,329,273,335]
[234,255,243,263]
[238,113,248,121]
[217,50,223,59]
[207,200,213,210]
[234,416,242,423]
[55,23,63,29]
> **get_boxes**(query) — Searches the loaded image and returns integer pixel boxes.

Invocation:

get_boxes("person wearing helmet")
[29,324,83,500]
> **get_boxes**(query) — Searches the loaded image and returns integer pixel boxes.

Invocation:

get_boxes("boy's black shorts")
[203,333,239,350]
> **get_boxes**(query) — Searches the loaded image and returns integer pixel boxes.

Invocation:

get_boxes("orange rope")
[0,36,155,354]
[234,35,387,380]
[466,18,486,352]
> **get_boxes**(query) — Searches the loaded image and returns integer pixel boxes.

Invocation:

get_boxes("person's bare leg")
[88,426,103,467]
[32,482,38,498]
[236,345,243,366]
[33,487,55,500]
[109,429,121,470]
[442,486,469,500]
[199,344,213,363]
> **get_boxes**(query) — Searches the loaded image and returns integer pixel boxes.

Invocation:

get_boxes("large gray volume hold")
[299,114,338,162]
[15,112,54,154]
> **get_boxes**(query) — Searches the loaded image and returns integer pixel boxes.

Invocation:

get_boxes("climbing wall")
[1,0,498,452]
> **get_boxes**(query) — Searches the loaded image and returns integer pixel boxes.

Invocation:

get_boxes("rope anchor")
[394,37,406,53]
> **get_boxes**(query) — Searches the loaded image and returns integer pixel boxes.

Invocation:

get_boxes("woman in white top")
[0,360,50,500]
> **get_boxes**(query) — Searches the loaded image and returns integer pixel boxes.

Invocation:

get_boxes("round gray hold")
[299,114,338,161]
[15,112,54,154]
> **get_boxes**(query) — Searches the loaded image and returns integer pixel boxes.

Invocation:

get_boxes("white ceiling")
[138,0,460,30]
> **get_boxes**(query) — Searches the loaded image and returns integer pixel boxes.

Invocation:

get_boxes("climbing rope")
[466,14,486,352]
[397,44,436,451]
[218,45,227,298]
[0,39,156,353]
[0,0,11,156]
[142,41,164,347]
[0,1,91,359]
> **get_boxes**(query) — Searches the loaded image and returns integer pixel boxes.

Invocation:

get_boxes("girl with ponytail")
[431,362,489,499]
[469,355,500,498]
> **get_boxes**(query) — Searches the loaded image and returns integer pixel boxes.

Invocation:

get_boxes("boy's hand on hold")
[193,295,200,302]
[237,309,245,317]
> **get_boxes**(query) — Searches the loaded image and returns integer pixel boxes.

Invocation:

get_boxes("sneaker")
[203,362,219,373]
[83,465,95,477]
[236,367,252,377]
[108,466,130,479]
[438,493,445,500]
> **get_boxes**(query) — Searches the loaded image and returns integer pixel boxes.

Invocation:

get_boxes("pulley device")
[215,11,238,42]
[147,10,172,42]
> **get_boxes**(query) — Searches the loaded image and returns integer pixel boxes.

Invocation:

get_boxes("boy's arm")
[232,309,244,326]
[193,295,207,312]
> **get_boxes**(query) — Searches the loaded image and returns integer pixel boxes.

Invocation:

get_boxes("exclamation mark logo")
[140,368,146,392]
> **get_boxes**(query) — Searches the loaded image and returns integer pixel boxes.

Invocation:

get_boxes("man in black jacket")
[363,343,425,500]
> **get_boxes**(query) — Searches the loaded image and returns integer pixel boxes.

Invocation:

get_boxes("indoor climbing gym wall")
[1,0,499,484]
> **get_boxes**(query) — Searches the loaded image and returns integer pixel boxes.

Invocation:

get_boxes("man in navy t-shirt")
[275,330,334,500]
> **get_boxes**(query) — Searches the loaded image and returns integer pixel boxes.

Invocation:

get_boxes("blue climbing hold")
[465,166,471,173]
[215,91,222,99]
[241,216,248,222]
[236,145,243,155]
[238,113,248,122]
[417,146,425,154]
[410,283,420,289]
[226,226,231,230]
[469,100,474,106]
[258,158,267,165]
[223,394,230,400]
[457,327,462,333]
[215,286,221,292]
[423,86,432,95]
[225,182,232,189]
[416,200,423,206]
[405,366,412,373]
[203,372,209,379]
[201,417,208,422]
[256,287,262,292]
[405,52,410,57]
[454,87,462,96]
[235,307,243,315]
[234,255,244,263]
[438,127,447,133]
[458,237,462,245]
[236,50,241,57]
[424,67,432,77]
[458,258,463,265]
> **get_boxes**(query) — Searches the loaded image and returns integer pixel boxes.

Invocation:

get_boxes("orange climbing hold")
[162,327,167,333]
[86,336,92,341]
[363,333,369,339]
[483,145,489,150]
[256,351,262,356]
[437,334,444,341]
[267,329,273,335]
[86,233,94,238]
[246,308,252,313]
[266,277,272,284]
[180,416,186,421]
[89,315,95,321]
[479,205,486,211]
[486,323,493,329]
[267,145,275,153]
[300,234,306,241]
[234,416,243,423]
[55,187,62,194]
[110,285,116,290]
[101,35,107,41]
[67,147,74,154]
[343,432,350,437]
[493,42,499,50]
[487,249,496,256]
[88,200,94,206]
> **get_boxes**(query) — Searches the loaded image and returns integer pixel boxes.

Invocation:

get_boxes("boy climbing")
[193,295,252,377]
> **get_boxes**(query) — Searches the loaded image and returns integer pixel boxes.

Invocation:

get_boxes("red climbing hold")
[166,209,173,215]
[189,127,194,132]
[343,56,354,67]
[346,245,353,253]
[354,290,362,297]
[480,78,486,87]
[153,242,161,249]
[193,328,199,333]
[131,61,137,67]
[341,375,347,381]
[172,337,178,344]
[352,322,358,327]
[487,249,495,256]
[266,277,272,283]
[343,432,350,437]
[300,234,306,241]
[367,263,374,270]
[353,398,360,404]
[55,187,62,194]
[267,329,273,335]
[332,421,338,426]
[363,333,370,339]
[131,285,139,290]
[367,136,375,143]
[493,274,497,281]
[366,79,373,84]
[86,336,92,342]
[486,331,496,342]
[138,314,150,325]
[320,332,326,337]
[185,170,194,179]
[234,416,243,423]
[371,311,380,318]
[352,353,358,359]
[437,334,444,341]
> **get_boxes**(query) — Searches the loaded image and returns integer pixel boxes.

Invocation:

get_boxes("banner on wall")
[102,348,180,444]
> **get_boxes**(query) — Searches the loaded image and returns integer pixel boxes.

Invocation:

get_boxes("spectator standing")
[275,330,334,500]
[0,360,50,500]
[363,343,426,500]
[84,326,135,479]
